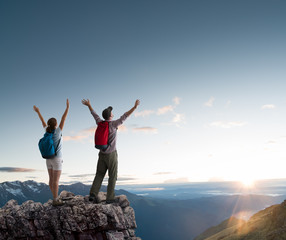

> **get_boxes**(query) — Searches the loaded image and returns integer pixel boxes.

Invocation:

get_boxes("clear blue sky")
[1,0,286,186]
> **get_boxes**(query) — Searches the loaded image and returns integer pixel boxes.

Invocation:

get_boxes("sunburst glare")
[241,178,255,188]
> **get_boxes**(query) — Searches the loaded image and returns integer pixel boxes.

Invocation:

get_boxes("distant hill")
[195,200,286,240]
[0,180,285,240]
[194,217,246,240]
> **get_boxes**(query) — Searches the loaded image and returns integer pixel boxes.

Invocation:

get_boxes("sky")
[1,0,286,186]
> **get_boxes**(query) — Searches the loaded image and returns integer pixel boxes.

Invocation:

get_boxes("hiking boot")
[52,199,64,206]
[89,195,100,203]
[106,199,115,204]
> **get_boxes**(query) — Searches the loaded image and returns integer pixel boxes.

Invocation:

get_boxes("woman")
[33,99,69,206]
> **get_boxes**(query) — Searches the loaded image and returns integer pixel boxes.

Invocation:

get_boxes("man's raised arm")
[82,99,94,112]
[125,99,140,117]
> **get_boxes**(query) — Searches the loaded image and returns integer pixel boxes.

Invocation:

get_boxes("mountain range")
[0,180,285,240]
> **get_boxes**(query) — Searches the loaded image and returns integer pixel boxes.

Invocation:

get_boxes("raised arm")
[125,99,140,117]
[33,105,47,128]
[82,99,94,112]
[59,99,70,130]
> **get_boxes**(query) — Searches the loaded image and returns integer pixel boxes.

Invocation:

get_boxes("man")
[82,99,140,203]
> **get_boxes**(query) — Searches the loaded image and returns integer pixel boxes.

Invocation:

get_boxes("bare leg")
[51,170,62,199]
[47,168,54,195]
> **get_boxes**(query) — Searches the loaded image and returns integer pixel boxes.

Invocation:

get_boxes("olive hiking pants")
[89,150,118,201]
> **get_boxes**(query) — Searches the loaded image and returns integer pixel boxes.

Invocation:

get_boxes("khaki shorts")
[46,158,63,171]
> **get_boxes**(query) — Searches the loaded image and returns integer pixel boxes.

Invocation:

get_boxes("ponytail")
[46,118,57,133]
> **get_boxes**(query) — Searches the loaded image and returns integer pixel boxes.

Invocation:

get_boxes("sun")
[240,178,255,188]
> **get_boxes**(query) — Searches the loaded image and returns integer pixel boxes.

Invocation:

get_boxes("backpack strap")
[52,130,61,156]
[54,138,61,155]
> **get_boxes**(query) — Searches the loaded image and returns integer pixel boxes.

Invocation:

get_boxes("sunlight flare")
[240,178,255,188]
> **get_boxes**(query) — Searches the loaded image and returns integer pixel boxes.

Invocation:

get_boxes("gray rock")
[0,191,141,240]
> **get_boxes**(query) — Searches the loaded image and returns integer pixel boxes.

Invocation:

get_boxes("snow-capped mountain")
[0,180,98,207]
[0,180,50,207]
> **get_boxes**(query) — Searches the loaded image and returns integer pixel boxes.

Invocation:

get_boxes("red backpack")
[94,121,109,150]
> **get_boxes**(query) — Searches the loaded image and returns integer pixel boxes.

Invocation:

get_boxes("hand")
[82,99,90,106]
[134,99,140,108]
[66,99,70,108]
[33,105,39,113]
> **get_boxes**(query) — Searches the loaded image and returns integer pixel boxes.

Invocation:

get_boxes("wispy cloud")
[135,96,181,118]
[261,104,276,110]
[210,121,247,128]
[64,127,94,142]
[133,127,158,134]
[134,110,155,117]
[133,97,185,126]
[157,105,174,115]
[0,167,37,172]
[205,96,215,107]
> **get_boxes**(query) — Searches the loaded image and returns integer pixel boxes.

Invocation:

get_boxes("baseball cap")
[102,106,113,120]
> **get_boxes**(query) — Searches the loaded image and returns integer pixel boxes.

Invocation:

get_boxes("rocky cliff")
[195,199,286,240]
[0,191,141,240]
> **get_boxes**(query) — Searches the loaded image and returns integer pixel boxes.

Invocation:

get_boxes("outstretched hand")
[33,105,46,128]
[33,105,39,113]
[82,99,90,106]
[66,99,70,108]
[134,99,140,108]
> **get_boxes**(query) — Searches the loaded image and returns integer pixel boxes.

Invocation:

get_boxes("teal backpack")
[38,131,59,159]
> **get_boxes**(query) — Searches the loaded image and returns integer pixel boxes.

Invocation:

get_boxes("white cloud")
[134,97,182,119]
[157,105,174,115]
[204,96,215,107]
[210,121,247,128]
[261,104,276,110]
[130,97,185,127]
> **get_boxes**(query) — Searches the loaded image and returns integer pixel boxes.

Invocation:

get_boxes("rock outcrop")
[0,191,141,240]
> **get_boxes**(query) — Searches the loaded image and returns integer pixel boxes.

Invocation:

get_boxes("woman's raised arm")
[33,105,47,128]
[59,99,69,130]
